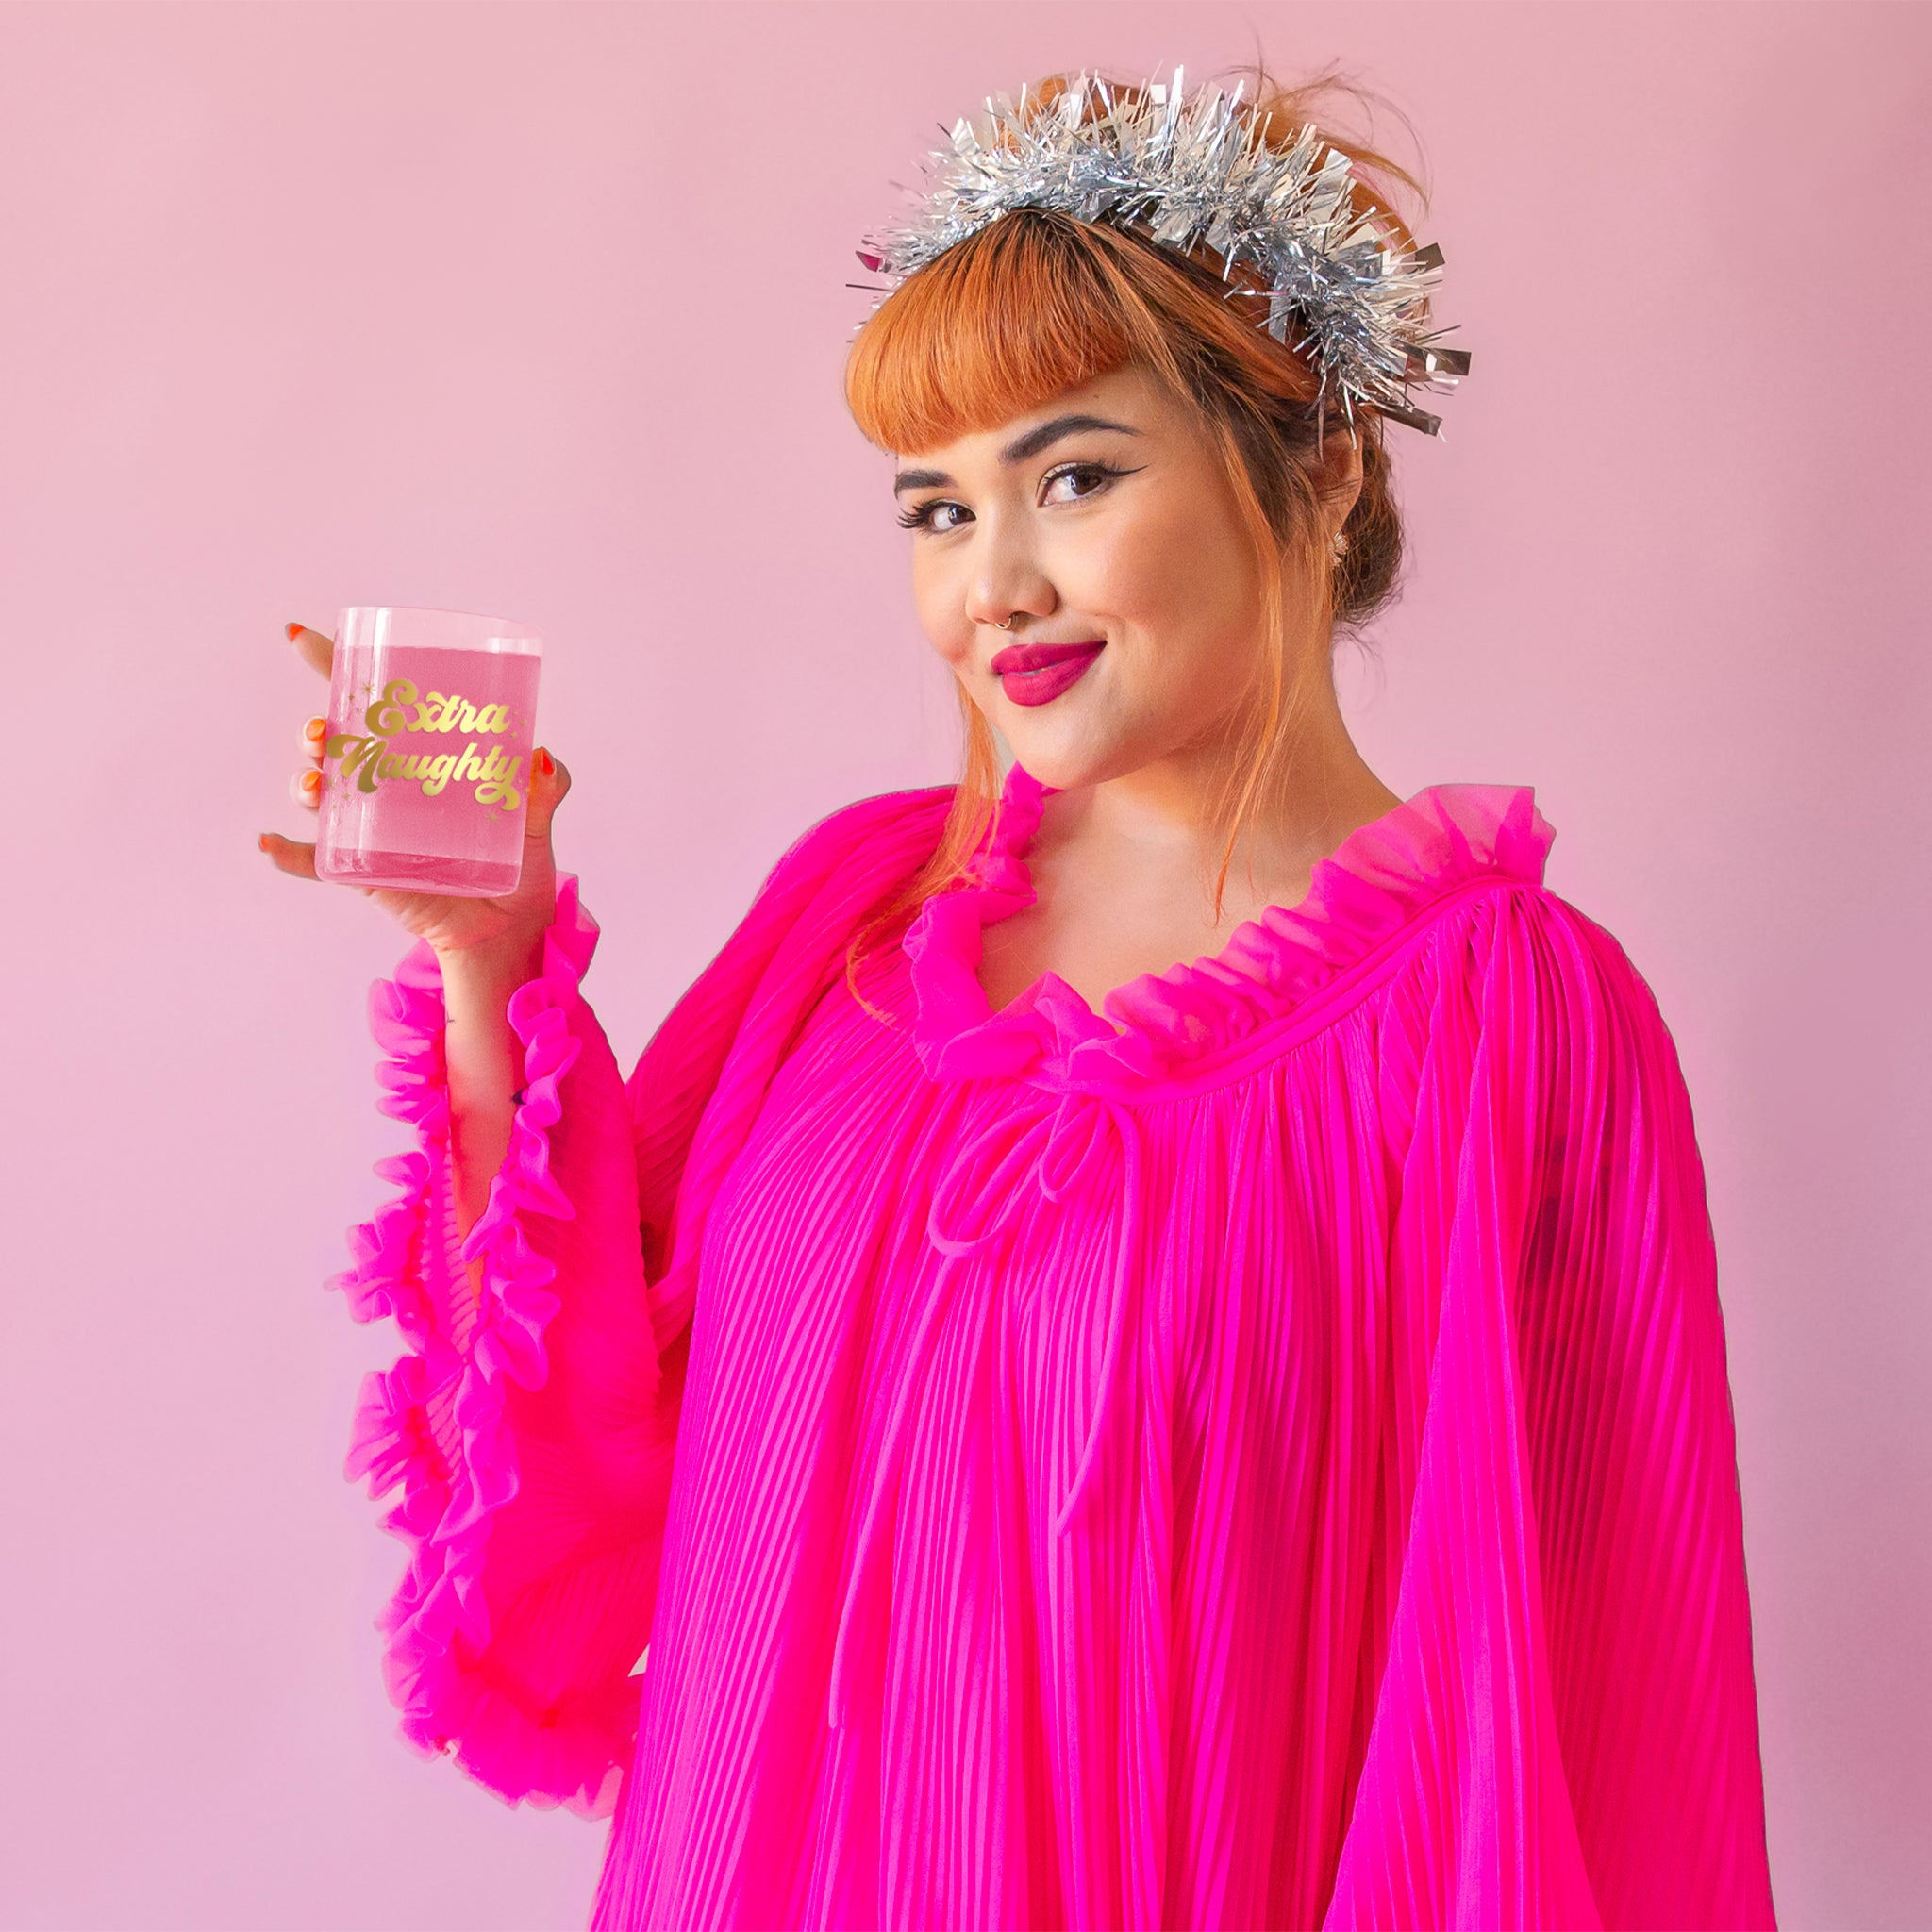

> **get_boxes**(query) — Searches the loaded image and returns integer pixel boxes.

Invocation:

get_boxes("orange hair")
[840,62,1432,1025]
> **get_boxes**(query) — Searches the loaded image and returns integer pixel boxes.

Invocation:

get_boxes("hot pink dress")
[333,760,1778,1930]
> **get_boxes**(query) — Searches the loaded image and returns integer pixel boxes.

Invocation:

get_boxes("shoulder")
[749,779,958,908]
[1394,876,1683,1077]
[1422,875,1660,994]
[790,778,957,855]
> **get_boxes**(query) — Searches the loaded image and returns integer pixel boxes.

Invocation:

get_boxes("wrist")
[435,924,547,995]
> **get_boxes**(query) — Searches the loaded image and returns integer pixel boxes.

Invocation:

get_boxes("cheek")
[910,552,974,668]
[1081,489,1257,635]
[1040,509,1166,631]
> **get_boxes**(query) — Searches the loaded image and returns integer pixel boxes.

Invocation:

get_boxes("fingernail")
[301,769,321,791]
[258,833,271,852]
[538,747,554,777]
[285,622,303,642]
[305,716,326,741]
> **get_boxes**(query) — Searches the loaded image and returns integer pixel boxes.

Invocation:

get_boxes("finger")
[302,715,326,764]
[290,767,323,810]
[258,830,320,880]
[286,622,334,680]
[524,748,572,843]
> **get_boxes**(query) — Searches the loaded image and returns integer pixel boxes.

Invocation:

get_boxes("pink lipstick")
[991,639,1105,708]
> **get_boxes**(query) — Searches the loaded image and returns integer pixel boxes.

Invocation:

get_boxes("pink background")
[2,3,1924,1926]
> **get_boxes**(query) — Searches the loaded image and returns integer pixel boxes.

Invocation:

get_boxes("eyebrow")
[891,413,1142,494]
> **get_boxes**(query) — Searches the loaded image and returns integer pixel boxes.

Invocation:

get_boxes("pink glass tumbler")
[314,605,542,897]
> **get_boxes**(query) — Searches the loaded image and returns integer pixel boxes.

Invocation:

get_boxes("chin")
[997,724,1126,794]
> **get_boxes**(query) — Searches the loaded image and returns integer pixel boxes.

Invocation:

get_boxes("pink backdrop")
[2,4,1924,1926]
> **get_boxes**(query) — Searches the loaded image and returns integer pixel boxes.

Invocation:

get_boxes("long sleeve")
[1326,885,1777,1929]
[330,785,958,1822]
[333,874,671,1819]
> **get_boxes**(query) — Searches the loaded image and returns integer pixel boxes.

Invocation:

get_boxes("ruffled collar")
[900,758,1555,1091]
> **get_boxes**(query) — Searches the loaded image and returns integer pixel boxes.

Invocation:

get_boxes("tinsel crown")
[856,68,1471,439]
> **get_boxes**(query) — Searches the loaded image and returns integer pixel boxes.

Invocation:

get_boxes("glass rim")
[336,603,541,637]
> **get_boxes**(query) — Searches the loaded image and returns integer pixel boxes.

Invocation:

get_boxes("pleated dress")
[332,758,1778,1930]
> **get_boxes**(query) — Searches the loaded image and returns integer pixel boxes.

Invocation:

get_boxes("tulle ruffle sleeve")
[1326,884,1777,1929]
[333,874,669,1820]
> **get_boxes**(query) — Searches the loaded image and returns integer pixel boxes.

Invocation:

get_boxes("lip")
[991,639,1106,708]
[990,639,1105,675]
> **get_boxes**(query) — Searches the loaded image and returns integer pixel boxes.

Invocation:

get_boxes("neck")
[1034,668,1402,895]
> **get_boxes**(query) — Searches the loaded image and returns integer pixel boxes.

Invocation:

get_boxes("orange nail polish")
[285,622,302,642]
[539,747,554,777]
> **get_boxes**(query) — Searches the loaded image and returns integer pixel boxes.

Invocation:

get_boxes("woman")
[261,68,1777,1931]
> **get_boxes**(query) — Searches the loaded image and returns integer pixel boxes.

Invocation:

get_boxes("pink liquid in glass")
[315,608,542,897]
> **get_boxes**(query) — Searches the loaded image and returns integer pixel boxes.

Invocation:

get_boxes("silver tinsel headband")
[856,68,1471,439]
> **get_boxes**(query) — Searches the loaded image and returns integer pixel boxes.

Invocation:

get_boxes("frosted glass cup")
[314,606,542,897]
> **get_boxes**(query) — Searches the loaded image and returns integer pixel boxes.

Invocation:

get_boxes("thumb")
[525,747,572,845]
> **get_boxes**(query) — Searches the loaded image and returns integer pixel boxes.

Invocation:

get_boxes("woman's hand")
[259,622,571,966]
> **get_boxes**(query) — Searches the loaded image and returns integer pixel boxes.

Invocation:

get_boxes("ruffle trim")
[329,874,634,1819]
[903,761,1557,1087]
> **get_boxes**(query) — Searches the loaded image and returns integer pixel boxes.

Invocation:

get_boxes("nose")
[961,512,1058,634]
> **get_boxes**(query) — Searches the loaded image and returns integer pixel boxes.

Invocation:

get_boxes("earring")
[1331,530,1351,562]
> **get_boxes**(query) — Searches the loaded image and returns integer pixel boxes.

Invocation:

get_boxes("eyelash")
[896,460,1136,533]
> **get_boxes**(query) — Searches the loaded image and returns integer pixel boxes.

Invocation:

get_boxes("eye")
[896,497,970,534]
[1041,459,1131,504]
[895,458,1141,534]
